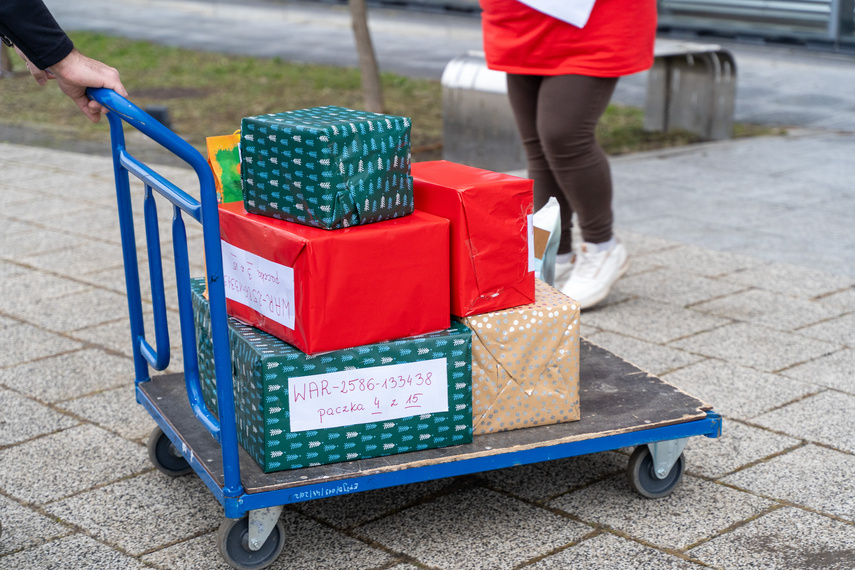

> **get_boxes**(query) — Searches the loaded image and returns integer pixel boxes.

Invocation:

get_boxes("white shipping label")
[288,358,449,432]
[221,240,296,329]
[527,214,536,272]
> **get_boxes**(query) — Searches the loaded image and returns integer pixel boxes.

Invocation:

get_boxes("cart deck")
[140,339,719,510]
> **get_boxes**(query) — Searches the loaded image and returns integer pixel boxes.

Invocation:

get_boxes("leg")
[506,73,574,255]
[535,74,618,245]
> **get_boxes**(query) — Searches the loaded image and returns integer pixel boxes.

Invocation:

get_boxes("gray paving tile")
[56,386,156,443]
[818,287,855,312]
[616,231,681,257]
[550,475,772,551]
[586,332,704,376]
[661,359,817,420]
[635,244,767,279]
[780,349,855,393]
[357,487,590,570]
[0,389,78,447]
[481,451,627,503]
[682,420,800,479]
[1,195,94,223]
[583,298,731,344]
[751,390,855,453]
[722,445,855,521]
[142,509,394,570]
[613,268,748,307]
[42,206,121,241]
[74,265,131,295]
[0,424,148,504]
[294,477,454,529]
[669,322,836,373]
[0,534,148,570]
[3,228,93,258]
[0,271,90,312]
[0,260,30,281]
[0,323,83,368]
[21,240,125,276]
[45,471,221,556]
[691,289,843,332]
[69,310,183,362]
[140,532,234,570]
[0,495,72,556]
[688,507,855,570]
[796,313,855,347]
[720,262,855,299]
[527,532,704,569]
[0,349,132,403]
[4,287,129,333]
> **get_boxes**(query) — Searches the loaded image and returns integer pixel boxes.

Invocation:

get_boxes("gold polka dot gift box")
[460,279,581,435]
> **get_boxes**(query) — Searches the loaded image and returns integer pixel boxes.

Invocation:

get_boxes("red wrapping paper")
[412,161,535,317]
[218,202,450,354]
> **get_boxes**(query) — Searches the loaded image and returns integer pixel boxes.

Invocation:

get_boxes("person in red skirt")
[480,0,656,308]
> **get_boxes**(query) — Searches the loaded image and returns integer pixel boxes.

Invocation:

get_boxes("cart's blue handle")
[88,87,245,498]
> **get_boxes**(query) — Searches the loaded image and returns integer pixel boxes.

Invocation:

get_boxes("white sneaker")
[554,253,575,288]
[561,240,629,309]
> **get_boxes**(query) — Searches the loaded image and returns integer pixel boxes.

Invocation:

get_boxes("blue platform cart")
[87,88,722,570]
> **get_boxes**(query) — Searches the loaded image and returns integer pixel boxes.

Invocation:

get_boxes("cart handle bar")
[87,87,245,498]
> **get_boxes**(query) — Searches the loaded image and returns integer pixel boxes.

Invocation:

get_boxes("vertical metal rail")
[90,88,244,500]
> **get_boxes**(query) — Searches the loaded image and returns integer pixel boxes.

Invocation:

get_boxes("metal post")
[828,0,855,46]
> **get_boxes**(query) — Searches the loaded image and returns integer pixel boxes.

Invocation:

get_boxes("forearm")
[0,0,73,70]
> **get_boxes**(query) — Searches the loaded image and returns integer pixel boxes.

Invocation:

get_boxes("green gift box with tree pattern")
[191,279,473,473]
[241,106,414,230]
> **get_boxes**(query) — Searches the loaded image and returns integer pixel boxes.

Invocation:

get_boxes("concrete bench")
[441,39,737,171]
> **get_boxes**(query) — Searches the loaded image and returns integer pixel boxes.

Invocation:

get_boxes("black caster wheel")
[627,445,685,499]
[147,426,192,477]
[218,516,286,570]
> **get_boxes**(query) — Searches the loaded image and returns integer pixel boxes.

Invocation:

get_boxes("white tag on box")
[527,213,536,272]
[288,358,449,432]
[221,240,296,330]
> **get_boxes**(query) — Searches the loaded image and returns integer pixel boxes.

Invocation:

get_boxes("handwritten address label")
[288,357,449,432]
[221,240,296,330]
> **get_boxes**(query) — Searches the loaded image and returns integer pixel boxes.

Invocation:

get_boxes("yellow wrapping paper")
[461,279,581,435]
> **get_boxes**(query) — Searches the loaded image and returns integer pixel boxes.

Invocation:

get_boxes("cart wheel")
[218,516,286,570]
[627,445,685,499]
[147,426,192,477]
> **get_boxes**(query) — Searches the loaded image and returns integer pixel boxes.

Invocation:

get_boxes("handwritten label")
[527,213,535,272]
[288,358,449,432]
[221,240,295,329]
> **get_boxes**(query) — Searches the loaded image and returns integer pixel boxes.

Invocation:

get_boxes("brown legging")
[506,73,618,254]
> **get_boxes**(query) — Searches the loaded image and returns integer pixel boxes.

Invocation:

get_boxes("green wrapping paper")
[241,106,414,230]
[191,279,473,472]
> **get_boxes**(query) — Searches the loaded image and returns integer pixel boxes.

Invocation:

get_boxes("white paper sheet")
[516,0,597,28]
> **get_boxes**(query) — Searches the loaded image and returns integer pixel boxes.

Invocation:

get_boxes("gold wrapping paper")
[462,280,581,435]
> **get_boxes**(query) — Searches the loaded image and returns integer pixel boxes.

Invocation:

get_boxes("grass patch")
[0,32,776,162]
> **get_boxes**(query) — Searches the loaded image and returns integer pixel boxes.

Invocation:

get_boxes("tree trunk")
[0,44,13,76]
[349,0,385,113]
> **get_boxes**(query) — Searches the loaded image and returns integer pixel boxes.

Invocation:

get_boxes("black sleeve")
[0,0,74,70]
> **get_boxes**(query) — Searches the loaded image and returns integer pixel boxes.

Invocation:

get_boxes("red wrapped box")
[217,202,450,354]
[412,161,535,317]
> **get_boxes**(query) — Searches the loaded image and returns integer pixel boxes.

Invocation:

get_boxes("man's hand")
[49,49,128,123]
[16,46,129,123]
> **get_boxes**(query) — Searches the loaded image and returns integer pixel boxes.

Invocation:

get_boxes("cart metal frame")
[87,88,722,569]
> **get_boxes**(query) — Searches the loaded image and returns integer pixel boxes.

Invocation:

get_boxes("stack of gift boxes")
[193,106,581,474]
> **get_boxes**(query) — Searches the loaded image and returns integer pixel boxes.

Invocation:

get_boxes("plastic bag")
[206,130,243,203]
[532,197,561,285]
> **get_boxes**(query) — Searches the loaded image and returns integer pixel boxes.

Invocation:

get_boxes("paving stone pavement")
[3,2,855,569]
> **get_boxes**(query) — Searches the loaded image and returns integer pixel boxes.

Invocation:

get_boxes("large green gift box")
[241,106,414,230]
[191,279,473,472]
